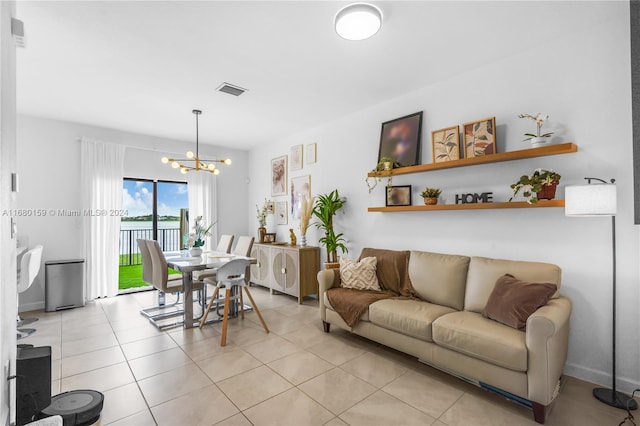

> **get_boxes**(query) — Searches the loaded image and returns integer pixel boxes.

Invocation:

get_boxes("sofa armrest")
[526,296,572,405]
[317,269,340,321]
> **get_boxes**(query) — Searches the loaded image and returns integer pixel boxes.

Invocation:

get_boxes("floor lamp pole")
[593,215,638,410]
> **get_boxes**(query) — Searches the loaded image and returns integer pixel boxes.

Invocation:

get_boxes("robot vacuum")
[37,390,104,426]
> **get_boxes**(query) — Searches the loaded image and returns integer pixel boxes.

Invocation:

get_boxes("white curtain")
[81,139,125,299]
[187,172,218,250]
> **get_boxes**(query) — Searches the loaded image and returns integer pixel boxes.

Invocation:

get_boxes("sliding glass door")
[119,179,188,291]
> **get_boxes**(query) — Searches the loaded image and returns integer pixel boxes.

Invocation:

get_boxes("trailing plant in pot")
[510,169,561,204]
[420,187,442,205]
[518,113,554,148]
[366,157,401,193]
[313,189,348,268]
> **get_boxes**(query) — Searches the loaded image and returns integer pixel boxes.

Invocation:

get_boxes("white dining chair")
[17,246,43,340]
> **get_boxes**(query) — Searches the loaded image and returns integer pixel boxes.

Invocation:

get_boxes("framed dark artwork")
[386,185,412,207]
[462,117,496,158]
[271,155,287,196]
[378,111,423,167]
[432,125,461,163]
[291,175,311,220]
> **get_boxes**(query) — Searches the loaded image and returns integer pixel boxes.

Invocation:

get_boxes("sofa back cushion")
[464,256,562,313]
[359,248,415,297]
[408,251,470,311]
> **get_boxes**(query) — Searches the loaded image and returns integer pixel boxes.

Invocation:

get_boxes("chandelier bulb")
[224,158,232,165]
[161,157,169,164]
[180,168,188,174]
[208,164,215,171]
[214,169,220,175]
[171,161,180,169]
[186,151,194,159]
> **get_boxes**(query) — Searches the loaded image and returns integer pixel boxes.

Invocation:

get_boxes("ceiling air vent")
[216,82,247,97]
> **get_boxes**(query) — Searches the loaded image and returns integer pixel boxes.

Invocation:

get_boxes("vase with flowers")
[518,113,554,148]
[299,195,314,247]
[185,216,216,257]
[256,199,268,242]
[510,168,561,204]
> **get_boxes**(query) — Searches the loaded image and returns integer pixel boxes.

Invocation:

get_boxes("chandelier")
[161,109,232,174]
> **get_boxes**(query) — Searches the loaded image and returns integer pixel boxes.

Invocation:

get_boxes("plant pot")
[530,137,550,148]
[423,197,438,205]
[383,162,392,171]
[324,262,340,270]
[536,182,558,200]
[258,227,266,243]
[189,247,203,257]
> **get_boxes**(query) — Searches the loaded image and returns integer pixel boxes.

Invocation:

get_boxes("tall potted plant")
[313,189,348,269]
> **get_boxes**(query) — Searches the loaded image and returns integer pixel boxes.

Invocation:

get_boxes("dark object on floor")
[16,346,51,426]
[37,390,104,426]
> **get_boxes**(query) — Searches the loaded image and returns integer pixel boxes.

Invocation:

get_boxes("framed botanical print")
[276,201,288,225]
[306,143,317,164]
[378,111,423,167]
[431,125,460,163]
[462,117,496,158]
[271,155,287,196]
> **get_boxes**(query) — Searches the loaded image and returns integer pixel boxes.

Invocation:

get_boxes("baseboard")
[564,362,640,395]
[18,300,44,313]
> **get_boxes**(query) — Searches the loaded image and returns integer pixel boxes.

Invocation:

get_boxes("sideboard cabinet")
[250,243,320,304]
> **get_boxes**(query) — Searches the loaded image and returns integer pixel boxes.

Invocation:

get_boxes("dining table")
[166,251,256,329]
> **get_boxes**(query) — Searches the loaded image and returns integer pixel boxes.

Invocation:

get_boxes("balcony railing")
[119,228,181,266]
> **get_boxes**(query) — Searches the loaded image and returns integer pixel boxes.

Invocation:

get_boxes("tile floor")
[20,286,637,426]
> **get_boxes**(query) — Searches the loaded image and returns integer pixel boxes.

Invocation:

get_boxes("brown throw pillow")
[359,248,415,297]
[483,274,557,330]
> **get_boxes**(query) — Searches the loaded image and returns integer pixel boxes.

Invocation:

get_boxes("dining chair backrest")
[137,239,153,285]
[17,245,43,294]
[216,235,235,254]
[232,236,254,257]
[147,240,171,292]
[215,259,250,288]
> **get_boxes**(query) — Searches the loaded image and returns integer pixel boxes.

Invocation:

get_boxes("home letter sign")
[455,192,493,204]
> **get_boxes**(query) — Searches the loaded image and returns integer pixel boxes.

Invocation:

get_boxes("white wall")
[16,114,249,310]
[248,4,639,392]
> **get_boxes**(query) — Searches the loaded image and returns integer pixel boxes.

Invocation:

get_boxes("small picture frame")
[306,143,317,164]
[264,233,277,243]
[378,112,423,167]
[462,117,496,158]
[291,145,303,171]
[431,125,460,163]
[386,185,412,207]
[276,201,288,225]
[271,155,287,196]
[266,201,275,214]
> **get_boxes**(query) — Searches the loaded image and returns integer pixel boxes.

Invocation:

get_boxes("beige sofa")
[318,250,572,424]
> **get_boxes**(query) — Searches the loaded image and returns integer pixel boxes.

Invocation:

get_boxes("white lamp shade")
[335,3,382,41]
[565,183,617,216]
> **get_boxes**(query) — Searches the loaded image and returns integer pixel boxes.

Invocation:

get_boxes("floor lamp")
[565,177,638,410]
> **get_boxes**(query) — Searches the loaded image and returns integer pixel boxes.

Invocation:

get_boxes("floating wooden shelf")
[367,200,565,213]
[367,142,577,177]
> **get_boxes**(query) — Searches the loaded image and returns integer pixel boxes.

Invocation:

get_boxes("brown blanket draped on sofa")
[326,248,417,327]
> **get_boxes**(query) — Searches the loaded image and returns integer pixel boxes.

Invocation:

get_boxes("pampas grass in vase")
[299,196,314,247]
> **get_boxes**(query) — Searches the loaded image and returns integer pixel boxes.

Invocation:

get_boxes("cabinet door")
[271,248,286,292]
[250,245,270,286]
[283,249,299,296]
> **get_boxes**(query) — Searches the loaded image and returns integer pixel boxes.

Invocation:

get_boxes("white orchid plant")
[518,113,554,141]
[185,216,216,248]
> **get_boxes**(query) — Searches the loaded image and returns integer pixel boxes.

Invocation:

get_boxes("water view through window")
[119,179,188,291]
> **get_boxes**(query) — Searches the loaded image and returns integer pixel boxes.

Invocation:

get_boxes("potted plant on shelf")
[510,169,561,204]
[185,216,216,257]
[313,189,348,269]
[518,113,554,148]
[256,199,268,242]
[366,157,401,193]
[420,187,442,205]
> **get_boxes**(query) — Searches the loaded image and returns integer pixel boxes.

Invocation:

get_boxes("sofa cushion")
[340,257,381,291]
[324,291,370,322]
[408,251,470,310]
[464,256,562,314]
[483,274,557,330]
[432,311,527,372]
[369,299,456,342]
[359,248,416,297]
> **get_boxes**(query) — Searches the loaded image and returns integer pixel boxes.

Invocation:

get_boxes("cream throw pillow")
[340,257,382,291]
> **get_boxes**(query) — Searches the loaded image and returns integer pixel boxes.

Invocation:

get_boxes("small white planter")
[189,247,203,257]
[530,137,550,148]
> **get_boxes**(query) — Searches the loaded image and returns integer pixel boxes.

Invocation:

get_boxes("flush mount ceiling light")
[335,2,383,41]
[161,110,231,175]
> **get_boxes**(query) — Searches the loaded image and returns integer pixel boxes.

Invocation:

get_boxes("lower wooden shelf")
[367,200,565,212]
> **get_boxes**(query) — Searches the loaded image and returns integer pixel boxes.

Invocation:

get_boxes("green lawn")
[118,254,180,290]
